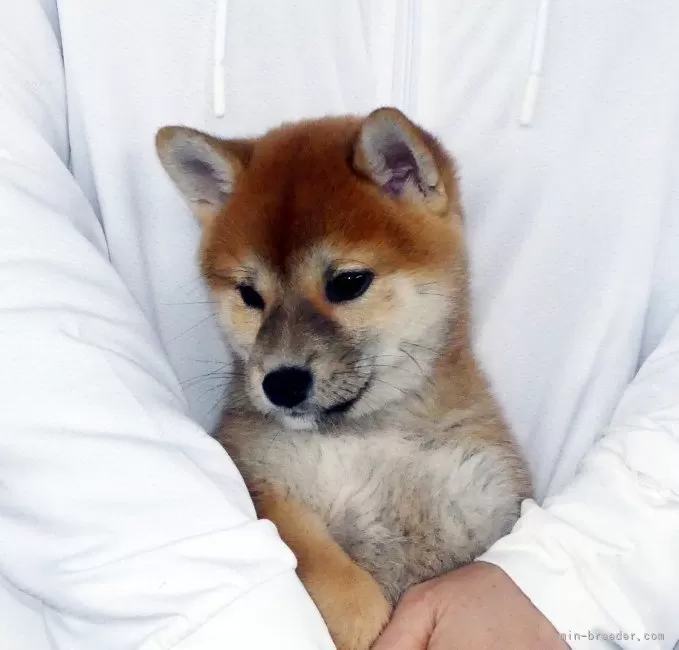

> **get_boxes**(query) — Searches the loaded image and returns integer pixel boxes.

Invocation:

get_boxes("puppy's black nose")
[262,367,313,408]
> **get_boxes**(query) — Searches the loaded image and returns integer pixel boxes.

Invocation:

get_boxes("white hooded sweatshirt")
[1,1,678,649]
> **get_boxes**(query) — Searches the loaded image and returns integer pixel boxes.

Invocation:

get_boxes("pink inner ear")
[179,154,218,180]
[381,141,422,197]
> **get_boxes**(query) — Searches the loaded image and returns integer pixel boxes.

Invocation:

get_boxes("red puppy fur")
[156,108,531,649]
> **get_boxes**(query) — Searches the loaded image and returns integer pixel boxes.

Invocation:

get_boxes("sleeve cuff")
[171,571,335,650]
[477,501,613,650]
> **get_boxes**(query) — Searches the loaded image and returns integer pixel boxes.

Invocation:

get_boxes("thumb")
[372,590,436,650]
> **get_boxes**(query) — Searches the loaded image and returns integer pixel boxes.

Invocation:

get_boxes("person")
[1,2,678,649]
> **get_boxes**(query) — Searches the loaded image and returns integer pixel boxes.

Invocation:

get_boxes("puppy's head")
[157,108,468,429]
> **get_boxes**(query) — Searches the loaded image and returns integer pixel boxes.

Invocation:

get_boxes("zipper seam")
[213,0,228,118]
[405,0,421,117]
[391,0,420,116]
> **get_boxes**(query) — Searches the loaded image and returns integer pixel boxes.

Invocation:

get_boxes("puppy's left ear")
[156,126,253,227]
[352,107,454,217]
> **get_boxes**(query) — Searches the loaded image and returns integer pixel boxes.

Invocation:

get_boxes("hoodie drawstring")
[519,0,551,127]
[213,0,228,118]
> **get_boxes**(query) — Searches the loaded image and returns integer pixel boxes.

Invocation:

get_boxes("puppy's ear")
[352,107,451,216]
[156,126,253,227]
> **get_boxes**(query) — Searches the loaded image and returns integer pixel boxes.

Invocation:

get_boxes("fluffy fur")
[157,108,531,650]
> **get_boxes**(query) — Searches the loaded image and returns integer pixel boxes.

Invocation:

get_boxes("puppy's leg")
[254,485,391,650]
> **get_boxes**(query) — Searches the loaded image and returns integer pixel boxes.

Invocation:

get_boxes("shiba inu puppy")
[156,108,531,650]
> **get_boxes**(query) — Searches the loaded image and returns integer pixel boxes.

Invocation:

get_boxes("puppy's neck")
[396,315,495,426]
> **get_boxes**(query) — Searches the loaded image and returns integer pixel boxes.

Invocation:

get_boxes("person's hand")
[373,562,568,650]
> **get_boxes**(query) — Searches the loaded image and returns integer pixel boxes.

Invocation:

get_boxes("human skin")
[373,562,568,650]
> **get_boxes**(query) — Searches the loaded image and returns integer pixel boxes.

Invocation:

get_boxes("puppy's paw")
[309,567,392,650]
[252,485,390,649]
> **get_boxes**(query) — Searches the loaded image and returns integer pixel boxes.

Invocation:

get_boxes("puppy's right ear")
[155,126,253,227]
[352,108,453,218]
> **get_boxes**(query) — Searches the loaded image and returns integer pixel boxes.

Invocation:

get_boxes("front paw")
[308,567,392,650]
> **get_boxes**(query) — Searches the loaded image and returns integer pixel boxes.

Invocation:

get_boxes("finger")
[372,592,436,650]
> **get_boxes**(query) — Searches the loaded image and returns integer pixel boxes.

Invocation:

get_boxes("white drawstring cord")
[519,0,551,127]
[213,0,228,118]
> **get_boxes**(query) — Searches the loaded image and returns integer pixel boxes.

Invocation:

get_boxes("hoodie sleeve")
[479,307,679,648]
[0,3,334,649]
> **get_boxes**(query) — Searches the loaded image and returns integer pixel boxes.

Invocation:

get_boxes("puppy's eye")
[325,270,374,304]
[237,284,265,310]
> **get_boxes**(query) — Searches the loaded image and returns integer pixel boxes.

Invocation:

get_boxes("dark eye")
[325,270,374,304]
[237,284,265,310]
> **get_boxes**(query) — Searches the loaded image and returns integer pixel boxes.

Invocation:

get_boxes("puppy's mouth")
[276,373,373,425]
[322,373,373,419]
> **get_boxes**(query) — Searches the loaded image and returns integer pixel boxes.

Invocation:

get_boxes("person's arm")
[477,306,679,648]
[0,3,333,649]
[375,311,679,650]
